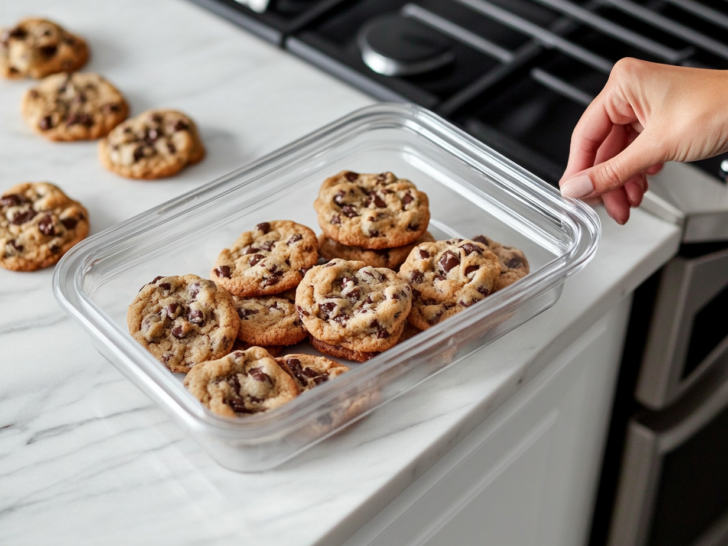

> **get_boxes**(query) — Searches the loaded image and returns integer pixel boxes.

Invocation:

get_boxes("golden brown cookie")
[276,354,348,391]
[184,347,299,417]
[21,72,128,141]
[399,238,501,330]
[318,231,435,270]
[295,259,411,353]
[309,337,379,363]
[234,290,308,347]
[472,235,530,292]
[127,275,239,373]
[0,19,88,79]
[0,182,89,272]
[212,220,318,297]
[314,171,430,250]
[98,109,205,179]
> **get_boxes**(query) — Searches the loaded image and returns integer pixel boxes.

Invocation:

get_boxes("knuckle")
[612,57,645,80]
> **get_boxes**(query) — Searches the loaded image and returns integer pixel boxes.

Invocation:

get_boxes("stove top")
[191,0,728,241]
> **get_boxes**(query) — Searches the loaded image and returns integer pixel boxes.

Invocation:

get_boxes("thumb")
[560,132,662,199]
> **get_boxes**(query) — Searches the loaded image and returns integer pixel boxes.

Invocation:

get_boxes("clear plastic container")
[53,103,600,472]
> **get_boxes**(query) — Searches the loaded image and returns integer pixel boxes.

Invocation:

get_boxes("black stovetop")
[191,0,728,186]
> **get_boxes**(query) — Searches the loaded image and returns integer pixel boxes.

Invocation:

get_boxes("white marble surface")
[0,1,681,545]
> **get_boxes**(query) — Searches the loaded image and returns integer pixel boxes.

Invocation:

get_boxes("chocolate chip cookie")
[184,347,299,418]
[212,220,318,297]
[127,274,238,373]
[309,337,379,363]
[295,258,412,353]
[318,231,435,270]
[314,171,430,250]
[0,19,88,79]
[98,109,205,179]
[0,182,89,272]
[21,72,128,141]
[398,238,501,330]
[276,354,348,392]
[473,235,530,292]
[234,290,308,347]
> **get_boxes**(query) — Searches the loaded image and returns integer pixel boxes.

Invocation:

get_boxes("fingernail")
[560,175,594,199]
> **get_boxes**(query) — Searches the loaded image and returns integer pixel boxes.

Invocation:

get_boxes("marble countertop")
[0,1,682,544]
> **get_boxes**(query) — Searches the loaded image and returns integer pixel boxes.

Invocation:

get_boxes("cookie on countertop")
[98,109,205,180]
[0,18,88,79]
[314,171,430,250]
[0,182,88,272]
[22,72,128,141]
[234,289,308,347]
[309,337,379,363]
[399,238,501,330]
[276,354,348,392]
[473,235,530,292]
[127,275,239,373]
[212,220,318,297]
[184,347,299,418]
[295,258,412,353]
[318,231,435,270]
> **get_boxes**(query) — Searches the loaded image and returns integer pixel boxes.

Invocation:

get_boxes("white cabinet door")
[344,297,631,546]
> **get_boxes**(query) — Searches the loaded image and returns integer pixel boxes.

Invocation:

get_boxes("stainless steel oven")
[609,354,728,546]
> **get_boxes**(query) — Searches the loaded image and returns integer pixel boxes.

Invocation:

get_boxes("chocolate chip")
[38,215,55,236]
[418,249,429,259]
[188,309,205,326]
[376,172,390,182]
[243,246,259,255]
[38,115,54,130]
[439,251,460,273]
[249,254,265,267]
[28,90,39,99]
[249,367,271,384]
[334,190,346,206]
[340,276,355,289]
[150,113,163,124]
[167,142,176,154]
[407,224,419,232]
[166,303,181,317]
[348,287,361,300]
[427,312,443,325]
[152,276,164,284]
[313,376,328,385]
[412,288,421,299]
[73,92,87,104]
[102,103,121,114]
[477,286,490,297]
[460,243,482,256]
[319,302,337,319]
[390,293,400,300]
[159,282,171,290]
[434,275,446,282]
[342,205,358,218]
[299,267,311,277]
[368,194,386,208]
[369,230,380,237]
[237,308,258,319]
[66,113,93,127]
[263,277,279,287]
[465,265,479,276]
[344,171,358,181]
[365,295,374,304]
[39,44,57,57]
[61,217,77,230]
[402,194,414,205]
[259,241,274,252]
[7,239,23,252]
[189,282,200,298]
[172,325,186,339]
[331,214,341,225]
[506,256,524,269]
[172,119,189,132]
[283,234,302,246]
[0,194,24,207]
[333,315,349,326]
[325,262,336,268]
[133,145,146,162]
[215,265,231,278]
[296,304,309,317]
[256,222,270,234]
[459,300,473,307]
[229,398,252,414]
[11,209,36,225]
[410,271,423,284]
[371,320,390,339]
[8,27,27,40]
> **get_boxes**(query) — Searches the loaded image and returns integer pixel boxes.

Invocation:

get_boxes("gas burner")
[357,13,455,77]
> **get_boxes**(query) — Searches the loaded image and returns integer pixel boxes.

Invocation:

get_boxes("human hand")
[559,59,728,224]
